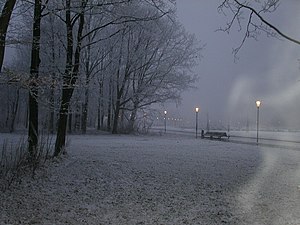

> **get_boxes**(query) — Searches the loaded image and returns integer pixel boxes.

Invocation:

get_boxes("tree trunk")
[81,17,92,134]
[100,84,104,129]
[49,88,55,134]
[75,103,81,131]
[55,88,73,155]
[111,109,119,134]
[0,0,16,73]
[5,88,10,128]
[54,0,74,156]
[68,111,72,133]
[107,77,112,131]
[9,87,19,132]
[28,0,42,157]
[128,108,137,132]
[81,91,88,133]
[97,100,101,130]
[97,75,104,130]
[49,13,55,134]
[54,0,85,156]
[112,95,121,134]
[25,103,28,129]
[81,69,89,133]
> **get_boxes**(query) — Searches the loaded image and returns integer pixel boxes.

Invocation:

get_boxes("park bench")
[201,131,229,139]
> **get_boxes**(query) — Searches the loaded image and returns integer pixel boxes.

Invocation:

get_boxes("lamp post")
[164,110,167,133]
[195,107,199,138]
[255,100,261,143]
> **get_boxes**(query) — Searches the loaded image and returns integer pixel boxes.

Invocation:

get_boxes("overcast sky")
[167,0,300,130]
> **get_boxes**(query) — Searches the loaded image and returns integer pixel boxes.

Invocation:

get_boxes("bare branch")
[219,0,300,57]
[232,0,300,45]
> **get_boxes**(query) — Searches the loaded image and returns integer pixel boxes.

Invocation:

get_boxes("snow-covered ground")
[1,133,300,224]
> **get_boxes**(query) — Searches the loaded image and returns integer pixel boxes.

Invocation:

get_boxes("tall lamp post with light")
[195,107,199,138]
[164,110,167,133]
[255,100,261,143]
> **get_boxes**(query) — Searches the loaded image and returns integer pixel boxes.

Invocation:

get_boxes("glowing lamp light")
[255,100,261,143]
[256,100,261,108]
[164,110,167,133]
[195,107,199,138]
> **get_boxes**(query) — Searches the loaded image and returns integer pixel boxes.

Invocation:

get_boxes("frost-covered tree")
[0,0,199,153]
[53,0,87,156]
[53,0,175,155]
[106,15,200,133]
[28,0,44,159]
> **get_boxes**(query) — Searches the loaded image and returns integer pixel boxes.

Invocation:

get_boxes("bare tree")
[28,0,43,158]
[218,0,300,58]
[54,0,87,156]
[108,16,200,133]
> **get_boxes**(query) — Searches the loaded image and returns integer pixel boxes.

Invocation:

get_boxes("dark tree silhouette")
[28,0,42,158]
[0,0,17,73]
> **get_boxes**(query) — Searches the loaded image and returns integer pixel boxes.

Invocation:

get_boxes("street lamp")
[255,100,261,143]
[164,110,167,133]
[195,107,199,138]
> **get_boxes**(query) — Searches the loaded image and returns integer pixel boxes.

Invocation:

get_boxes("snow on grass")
[1,133,300,224]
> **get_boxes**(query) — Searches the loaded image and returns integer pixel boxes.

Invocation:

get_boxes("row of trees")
[0,0,200,157]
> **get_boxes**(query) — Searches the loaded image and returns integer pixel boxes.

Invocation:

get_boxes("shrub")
[0,134,54,192]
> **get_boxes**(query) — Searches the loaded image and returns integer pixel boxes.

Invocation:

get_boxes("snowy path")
[1,133,300,224]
